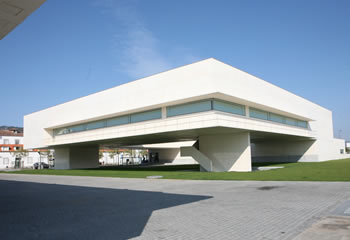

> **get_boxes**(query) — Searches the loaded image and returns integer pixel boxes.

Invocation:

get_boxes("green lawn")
[2,158,350,181]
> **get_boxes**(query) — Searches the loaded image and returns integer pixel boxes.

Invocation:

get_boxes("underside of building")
[0,0,46,40]
[24,58,348,171]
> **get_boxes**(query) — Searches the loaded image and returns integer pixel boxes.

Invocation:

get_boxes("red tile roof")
[0,130,23,137]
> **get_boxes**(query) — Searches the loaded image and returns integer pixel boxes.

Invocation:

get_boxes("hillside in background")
[0,126,23,133]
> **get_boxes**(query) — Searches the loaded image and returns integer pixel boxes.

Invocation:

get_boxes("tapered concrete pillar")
[54,145,99,169]
[180,146,213,172]
[199,132,252,172]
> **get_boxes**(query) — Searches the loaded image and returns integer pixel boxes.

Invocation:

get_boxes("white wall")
[325,138,349,160]
[0,151,49,169]
[180,146,213,171]
[149,148,197,165]
[54,146,99,170]
[0,136,23,145]
[54,148,70,169]
[199,132,252,172]
[69,146,99,169]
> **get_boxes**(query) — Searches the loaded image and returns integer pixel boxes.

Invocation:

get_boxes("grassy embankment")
[1,158,350,181]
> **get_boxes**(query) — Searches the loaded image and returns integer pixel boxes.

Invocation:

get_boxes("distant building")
[0,129,50,169]
[99,148,145,166]
[0,129,23,152]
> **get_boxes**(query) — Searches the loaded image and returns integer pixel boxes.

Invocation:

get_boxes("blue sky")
[1,0,349,140]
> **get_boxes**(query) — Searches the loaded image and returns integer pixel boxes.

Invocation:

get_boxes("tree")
[122,149,132,156]
[108,149,119,164]
[10,149,29,159]
[10,150,29,168]
[99,151,104,160]
[139,149,148,157]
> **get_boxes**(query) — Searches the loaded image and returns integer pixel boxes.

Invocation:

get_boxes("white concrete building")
[23,58,349,171]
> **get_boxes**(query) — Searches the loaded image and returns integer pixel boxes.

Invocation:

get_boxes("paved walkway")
[0,174,349,240]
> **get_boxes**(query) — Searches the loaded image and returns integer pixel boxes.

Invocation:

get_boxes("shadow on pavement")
[0,180,212,240]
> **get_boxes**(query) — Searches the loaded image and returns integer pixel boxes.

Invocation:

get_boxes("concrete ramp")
[180,146,212,172]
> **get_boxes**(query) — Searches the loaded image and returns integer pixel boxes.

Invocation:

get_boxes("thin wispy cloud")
[115,27,171,78]
[95,0,200,79]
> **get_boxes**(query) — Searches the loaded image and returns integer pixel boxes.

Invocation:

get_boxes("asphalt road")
[0,174,349,240]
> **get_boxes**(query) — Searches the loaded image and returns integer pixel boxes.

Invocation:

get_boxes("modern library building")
[24,58,348,171]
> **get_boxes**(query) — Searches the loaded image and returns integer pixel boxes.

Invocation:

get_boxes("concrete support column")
[54,145,99,169]
[199,132,252,172]
[54,147,70,169]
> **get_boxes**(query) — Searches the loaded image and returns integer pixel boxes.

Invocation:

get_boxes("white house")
[0,129,49,169]
[23,58,349,172]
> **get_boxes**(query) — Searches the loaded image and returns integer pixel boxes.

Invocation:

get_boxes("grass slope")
[2,158,350,181]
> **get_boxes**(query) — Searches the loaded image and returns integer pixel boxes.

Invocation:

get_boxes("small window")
[54,128,69,136]
[297,121,308,129]
[69,124,86,133]
[106,115,129,127]
[3,139,9,144]
[269,113,285,124]
[130,109,162,123]
[167,100,212,117]
[213,100,245,116]
[15,139,20,144]
[340,149,344,154]
[285,117,298,126]
[249,108,268,120]
[85,121,105,131]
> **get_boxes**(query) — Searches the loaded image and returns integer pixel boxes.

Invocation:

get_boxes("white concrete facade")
[23,58,349,171]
